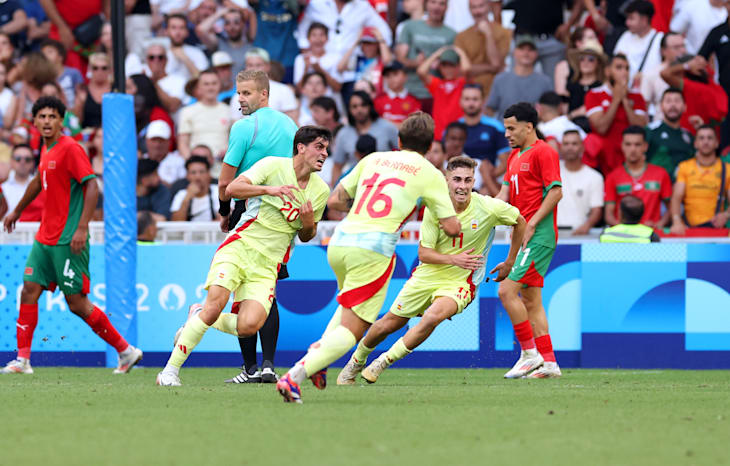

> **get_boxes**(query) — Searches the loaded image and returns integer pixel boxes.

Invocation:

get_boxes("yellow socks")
[211,313,238,336]
[164,315,209,374]
[294,325,356,383]
[352,340,374,364]
[384,337,412,364]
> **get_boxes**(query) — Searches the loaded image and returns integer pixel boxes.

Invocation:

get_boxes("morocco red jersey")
[503,139,562,247]
[374,90,422,126]
[36,136,96,246]
[585,84,647,174]
[681,76,728,136]
[604,163,672,224]
[427,76,465,140]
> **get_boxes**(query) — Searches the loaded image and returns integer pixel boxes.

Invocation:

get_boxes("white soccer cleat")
[337,357,365,385]
[173,303,204,347]
[524,361,562,379]
[504,349,544,379]
[361,354,391,384]
[156,371,182,386]
[0,358,34,374]
[114,346,143,374]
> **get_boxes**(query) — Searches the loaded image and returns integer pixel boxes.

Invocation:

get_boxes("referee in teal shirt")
[218,69,298,384]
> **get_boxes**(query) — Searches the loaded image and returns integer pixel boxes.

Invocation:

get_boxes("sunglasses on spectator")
[92,65,109,71]
[147,55,166,61]
[14,156,33,162]
[580,55,597,63]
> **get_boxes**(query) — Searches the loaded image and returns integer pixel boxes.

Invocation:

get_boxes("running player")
[337,156,526,384]
[1,96,143,374]
[156,126,331,386]
[276,112,461,403]
[497,102,563,379]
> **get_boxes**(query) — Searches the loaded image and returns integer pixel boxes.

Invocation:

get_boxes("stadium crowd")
[1,0,730,236]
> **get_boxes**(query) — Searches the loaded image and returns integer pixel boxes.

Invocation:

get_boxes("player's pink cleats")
[310,368,327,389]
[277,373,302,403]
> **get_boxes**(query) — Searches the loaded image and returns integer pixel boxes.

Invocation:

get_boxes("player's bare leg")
[498,279,543,379]
[339,312,409,385]
[65,293,142,374]
[1,282,42,374]
[362,297,457,384]
[521,287,561,378]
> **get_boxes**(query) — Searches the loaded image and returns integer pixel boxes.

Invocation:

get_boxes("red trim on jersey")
[519,261,544,288]
[466,270,476,299]
[396,205,419,231]
[337,255,396,309]
[231,301,242,315]
[216,216,257,252]
[82,274,90,295]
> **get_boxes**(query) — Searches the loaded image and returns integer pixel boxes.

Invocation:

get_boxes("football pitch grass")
[2,368,729,466]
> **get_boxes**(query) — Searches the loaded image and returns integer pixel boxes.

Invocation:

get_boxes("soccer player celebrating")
[497,102,563,379]
[276,112,461,403]
[156,126,332,386]
[337,156,527,384]
[1,96,143,374]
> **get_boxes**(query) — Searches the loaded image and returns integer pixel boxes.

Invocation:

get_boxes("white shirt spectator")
[166,45,209,82]
[296,0,391,54]
[640,63,668,121]
[170,184,220,221]
[538,116,586,145]
[229,80,298,121]
[293,52,342,86]
[0,87,14,121]
[557,160,604,229]
[143,150,187,186]
[1,170,30,214]
[150,0,188,15]
[614,29,663,83]
[444,0,473,34]
[670,0,728,55]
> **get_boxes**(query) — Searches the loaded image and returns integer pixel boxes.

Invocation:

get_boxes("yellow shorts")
[390,276,476,319]
[205,238,278,314]
[327,245,396,324]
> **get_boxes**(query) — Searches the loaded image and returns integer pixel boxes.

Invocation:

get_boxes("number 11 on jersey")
[510,174,519,195]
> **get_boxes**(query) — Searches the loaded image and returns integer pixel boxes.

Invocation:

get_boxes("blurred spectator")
[326,133,377,220]
[1,144,43,220]
[660,54,728,136]
[74,53,112,130]
[395,0,426,41]
[169,143,214,199]
[229,47,297,122]
[186,0,218,47]
[297,71,328,126]
[296,0,391,56]
[40,39,83,108]
[125,0,152,60]
[486,36,551,120]
[86,128,104,192]
[6,52,56,146]
[0,33,17,84]
[0,61,15,136]
[338,27,391,97]
[671,0,727,55]
[294,23,342,93]
[425,139,447,173]
[584,53,648,175]
[670,125,730,234]
[196,7,256,75]
[310,96,342,136]
[604,126,671,228]
[698,2,730,148]
[557,130,603,235]
[443,121,467,158]
[458,83,508,196]
[646,87,694,179]
[127,73,175,153]
[170,155,220,222]
[353,78,377,100]
[0,1,27,49]
[506,0,570,82]
[0,185,5,218]
[330,90,398,186]
[137,210,158,243]
[137,158,171,221]
[454,0,510,99]
[143,42,185,115]
[613,0,663,89]
[150,0,186,33]
[537,91,585,151]
[251,0,300,83]
[165,13,209,82]
[40,0,104,72]
[178,69,231,160]
[211,51,236,103]
[599,195,661,243]
[417,46,469,141]
[396,0,455,111]
[555,27,598,98]
[141,120,185,187]
[374,61,421,128]
[23,1,50,52]
[562,39,605,133]
[640,31,686,121]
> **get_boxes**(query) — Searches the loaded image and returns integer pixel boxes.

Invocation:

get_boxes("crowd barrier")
[1,241,729,369]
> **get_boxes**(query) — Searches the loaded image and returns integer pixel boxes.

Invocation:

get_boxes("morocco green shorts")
[23,240,91,295]
[507,241,555,288]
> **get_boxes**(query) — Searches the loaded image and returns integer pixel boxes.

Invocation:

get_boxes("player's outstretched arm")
[419,244,484,271]
[297,200,317,242]
[70,177,99,254]
[490,214,526,282]
[327,183,353,212]
[3,173,41,233]
[226,175,298,202]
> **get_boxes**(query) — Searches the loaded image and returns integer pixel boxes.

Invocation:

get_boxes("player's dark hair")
[346,91,379,126]
[166,13,188,26]
[137,211,155,237]
[446,155,477,172]
[562,129,582,140]
[310,96,340,122]
[293,125,332,155]
[661,86,684,101]
[622,125,646,141]
[12,143,33,154]
[399,111,434,155]
[696,124,717,137]
[185,155,211,170]
[31,95,65,118]
[610,53,629,65]
[462,83,484,97]
[624,0,655,21]
[660,31,682,50]
[308,22,328,37]
[40,38,66,60]
[539,91,562,108]
[355,134,377,157]
[620,195,645,224]
[444,121,468,136]
[503,102,538,127]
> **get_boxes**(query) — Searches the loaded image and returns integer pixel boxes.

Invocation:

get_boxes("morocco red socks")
[17,304,39,359]
[513,320,536,351]
[535,334,556,363]
[85,306,129,353]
